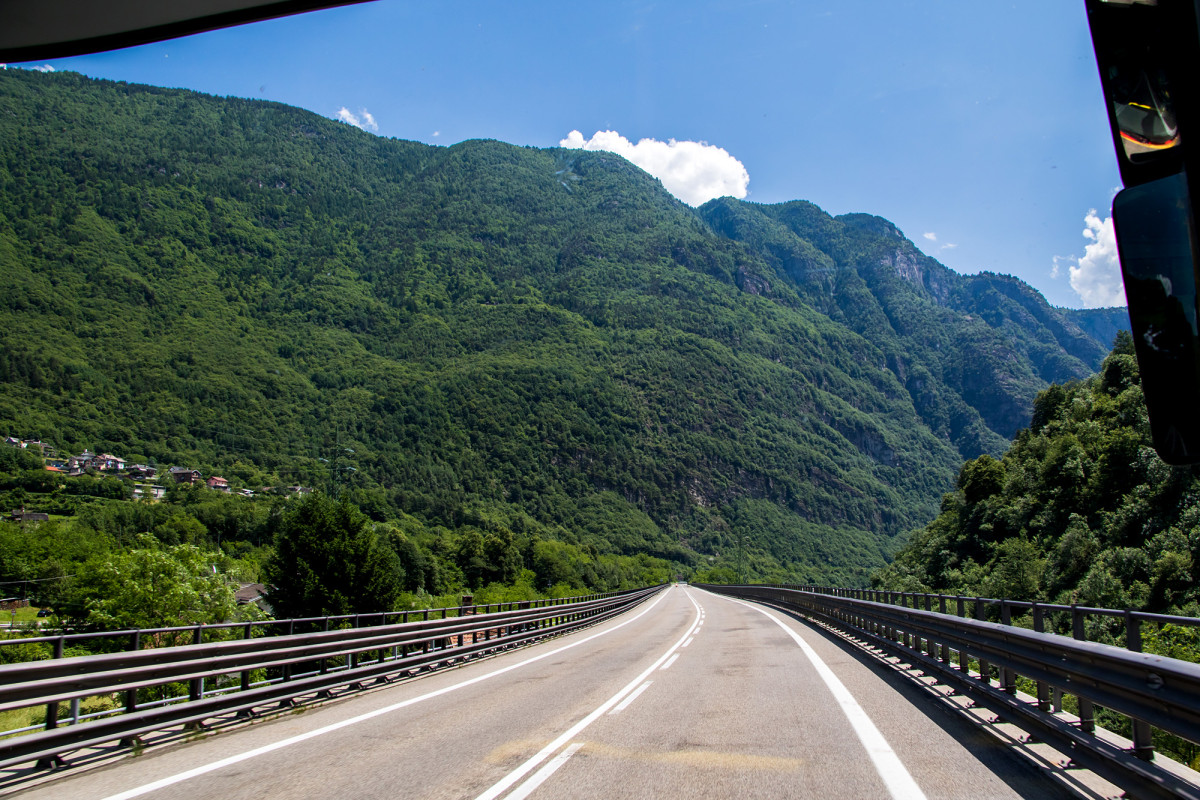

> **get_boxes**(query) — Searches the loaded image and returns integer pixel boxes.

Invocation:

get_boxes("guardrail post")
[1125,610,1154,761]
[126,630,141,713]
[43,635,64,732]
[319,617,331,674]
[1032,603,1050,711]
[241,623,253,690]
[1072,605,1096,733]
[975,599,991,686]
[283,619,295,682]
[924,594,935,658]
[902,594,913,650]
[350,615,359,670]
[189,626,203,702]
[956,597,970,672]
[938,596,950,663]
[34,634,67,769]
[999,601,1015,694]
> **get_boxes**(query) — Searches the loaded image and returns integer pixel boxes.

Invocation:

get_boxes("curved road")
[16,586,1075,799]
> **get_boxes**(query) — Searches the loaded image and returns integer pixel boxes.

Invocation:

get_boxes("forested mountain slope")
[0,69,1124,584]
[700,198,1127,458]
[875,333,1199,615]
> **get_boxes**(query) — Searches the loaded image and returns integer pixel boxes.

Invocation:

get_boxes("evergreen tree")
[265,493,403,617]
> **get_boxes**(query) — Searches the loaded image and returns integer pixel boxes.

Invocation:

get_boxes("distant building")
[133,483,167,500]
[235,583,272,614]
[169,467,202,484]
[127,464,157,479]
[9,509,49,523]
[95,453,126,471]
[206,476,230,492]
[68,450,97,473]
[287,485,312,496]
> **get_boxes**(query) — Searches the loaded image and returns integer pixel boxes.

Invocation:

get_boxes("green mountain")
[0,69,1125,585]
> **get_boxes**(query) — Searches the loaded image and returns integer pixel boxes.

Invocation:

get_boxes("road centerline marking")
[505,741,585,800]
[476,588,702,800]
[660,653,680,670]
[609,681,653,714]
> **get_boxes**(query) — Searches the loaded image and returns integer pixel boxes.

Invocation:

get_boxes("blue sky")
[8,0,1126,309]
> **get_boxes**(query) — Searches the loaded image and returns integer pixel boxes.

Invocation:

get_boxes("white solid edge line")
[609,681,653,715]
[659,653,679,670]
[714,593,927,800]
[504,741,585,800]
[98,588,673,800]
[475,589,702,800]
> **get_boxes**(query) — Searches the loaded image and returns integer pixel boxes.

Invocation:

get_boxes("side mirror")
[1087,0,1200,464]
[1112,174,1200,462]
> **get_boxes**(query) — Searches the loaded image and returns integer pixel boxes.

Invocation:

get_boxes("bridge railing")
[0,584,664,772]
[697,583,1200,800]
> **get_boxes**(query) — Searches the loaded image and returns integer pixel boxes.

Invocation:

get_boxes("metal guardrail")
[0,590,641,660]
[0,585,664,772]
[698,583,1200,800]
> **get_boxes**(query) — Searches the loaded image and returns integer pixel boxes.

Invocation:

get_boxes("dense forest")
[875,332,1199,618]
[0,69,1126,594]
[0,440,670,631]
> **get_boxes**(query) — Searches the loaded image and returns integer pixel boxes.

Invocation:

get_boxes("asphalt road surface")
[16,586,1079,799]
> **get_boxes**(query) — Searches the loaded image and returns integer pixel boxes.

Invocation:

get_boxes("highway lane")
[14,585,1074,799]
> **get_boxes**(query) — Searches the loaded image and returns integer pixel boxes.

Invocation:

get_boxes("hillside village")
[3,435,312,516]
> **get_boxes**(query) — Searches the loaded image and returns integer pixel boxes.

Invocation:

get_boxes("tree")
[67,534,251,630]
[265,493,402,618]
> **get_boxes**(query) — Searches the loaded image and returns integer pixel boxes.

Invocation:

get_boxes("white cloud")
[922,232,957,253]
[432,130,441,138]
[335,106,378,132]
[30,64,55,73]
[559,129,749,206]
[1066,209,1126,307]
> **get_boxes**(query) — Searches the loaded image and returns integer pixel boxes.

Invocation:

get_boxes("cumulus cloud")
[1066,209,1126,307]
[923,232,937,242]
[335,106,378,132]
[30,64,55,73]
[559,129,749,206]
